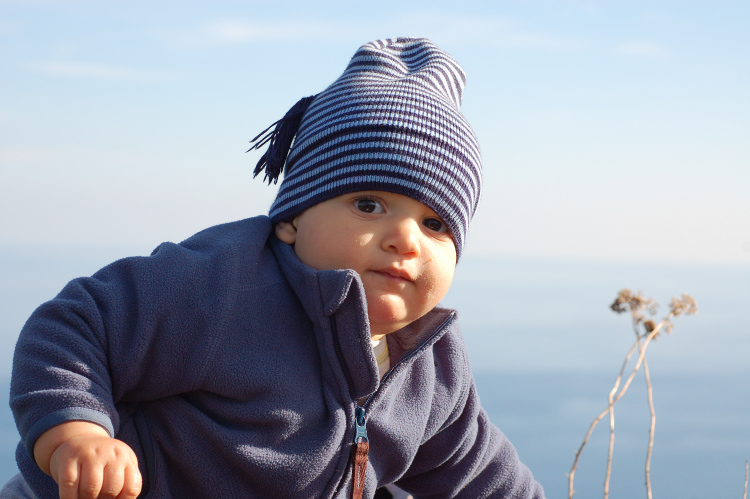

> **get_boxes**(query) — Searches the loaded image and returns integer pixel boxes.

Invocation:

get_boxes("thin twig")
[570,291,695,498]
[604,385,615,499]
[744,460,748,499]
[568,339,639,498]
[568,318,670,498]
[612,316,671,404]
[604,336,633,499]
[643,357,654,499]
[632,311,656,499]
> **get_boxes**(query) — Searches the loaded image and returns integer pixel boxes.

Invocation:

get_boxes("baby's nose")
[383,218,421,256]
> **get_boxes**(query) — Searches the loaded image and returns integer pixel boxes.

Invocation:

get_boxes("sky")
[1,0,749,265]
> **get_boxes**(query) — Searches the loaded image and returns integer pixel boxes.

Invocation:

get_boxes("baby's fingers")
[116,464,142,499]
[49,445,105,499]
[48,434,141,499]
[52,457,86,499]
[76,454,141,499]
[76,461,105,499]
[96,462,125,499]
[98,461,142,499]
[55,459,140,499]
[101,445,141,499]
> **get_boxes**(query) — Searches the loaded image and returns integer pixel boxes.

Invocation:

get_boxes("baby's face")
[276,191,457,339]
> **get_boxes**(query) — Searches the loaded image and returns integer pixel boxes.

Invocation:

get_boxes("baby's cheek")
[420,268,450,299]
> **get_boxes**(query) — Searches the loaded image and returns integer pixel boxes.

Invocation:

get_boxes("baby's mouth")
[371,267,413,283]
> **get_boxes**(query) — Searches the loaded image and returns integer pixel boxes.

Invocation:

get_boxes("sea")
[1,246,748,498]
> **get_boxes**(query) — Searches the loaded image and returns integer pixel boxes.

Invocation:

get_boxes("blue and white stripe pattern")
[268,37,482,257]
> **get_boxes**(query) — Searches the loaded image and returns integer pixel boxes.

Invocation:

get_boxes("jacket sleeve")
[394,338,545,498]
[9,220,268,459]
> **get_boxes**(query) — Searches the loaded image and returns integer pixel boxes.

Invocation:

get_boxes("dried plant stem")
[604,390,616,499]
[744,460,748,499]
[568,341,638,498]
[611,318,669,411]
[633,311,656,499]
[568,317,670,498]
[643,357,655,499]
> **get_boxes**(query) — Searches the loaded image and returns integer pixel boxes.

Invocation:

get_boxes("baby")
[6,38,545,498]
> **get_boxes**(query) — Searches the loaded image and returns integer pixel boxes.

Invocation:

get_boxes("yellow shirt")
[371,337,390,379]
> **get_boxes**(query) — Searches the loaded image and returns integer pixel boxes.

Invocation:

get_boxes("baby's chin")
[366,295,413,337]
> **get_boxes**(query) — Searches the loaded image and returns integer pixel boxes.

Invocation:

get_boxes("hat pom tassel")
[248,95,316,184]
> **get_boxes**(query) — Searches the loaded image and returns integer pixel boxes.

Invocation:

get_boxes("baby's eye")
[423,217,448,233]
[354,198,385,214]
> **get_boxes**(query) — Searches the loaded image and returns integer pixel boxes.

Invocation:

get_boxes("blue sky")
[1,0,748,264]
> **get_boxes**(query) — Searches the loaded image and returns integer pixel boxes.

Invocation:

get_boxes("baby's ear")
[275,220,298,244]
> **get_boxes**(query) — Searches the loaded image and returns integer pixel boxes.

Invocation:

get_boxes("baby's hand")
[34,421,142,499]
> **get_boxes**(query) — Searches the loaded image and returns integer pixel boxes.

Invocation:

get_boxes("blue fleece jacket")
[9,216,544,498]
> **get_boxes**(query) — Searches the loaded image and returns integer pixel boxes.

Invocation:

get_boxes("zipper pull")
[351,405,369,499]
[354,405,368,444]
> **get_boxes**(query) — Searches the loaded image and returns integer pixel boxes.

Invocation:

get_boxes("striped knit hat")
[250,37,482,257]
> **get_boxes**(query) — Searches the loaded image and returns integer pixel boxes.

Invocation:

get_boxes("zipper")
[360,311,457,410]
[351,405,369,499]
[330,315,355,399]
[354,405,368,444]
[330,311,456,498]
[330,315,364,499]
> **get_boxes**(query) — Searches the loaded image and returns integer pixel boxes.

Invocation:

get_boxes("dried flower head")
[610,289,658,325]
[611,290,697,341]
[642,320,656,334]
[610,289,632,314]
[670,293,697,317]
[662,320,674,335]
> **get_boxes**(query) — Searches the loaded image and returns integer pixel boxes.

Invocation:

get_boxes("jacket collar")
[269,235,362,321]
[268,232,458,400]
[270,234,379,398]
